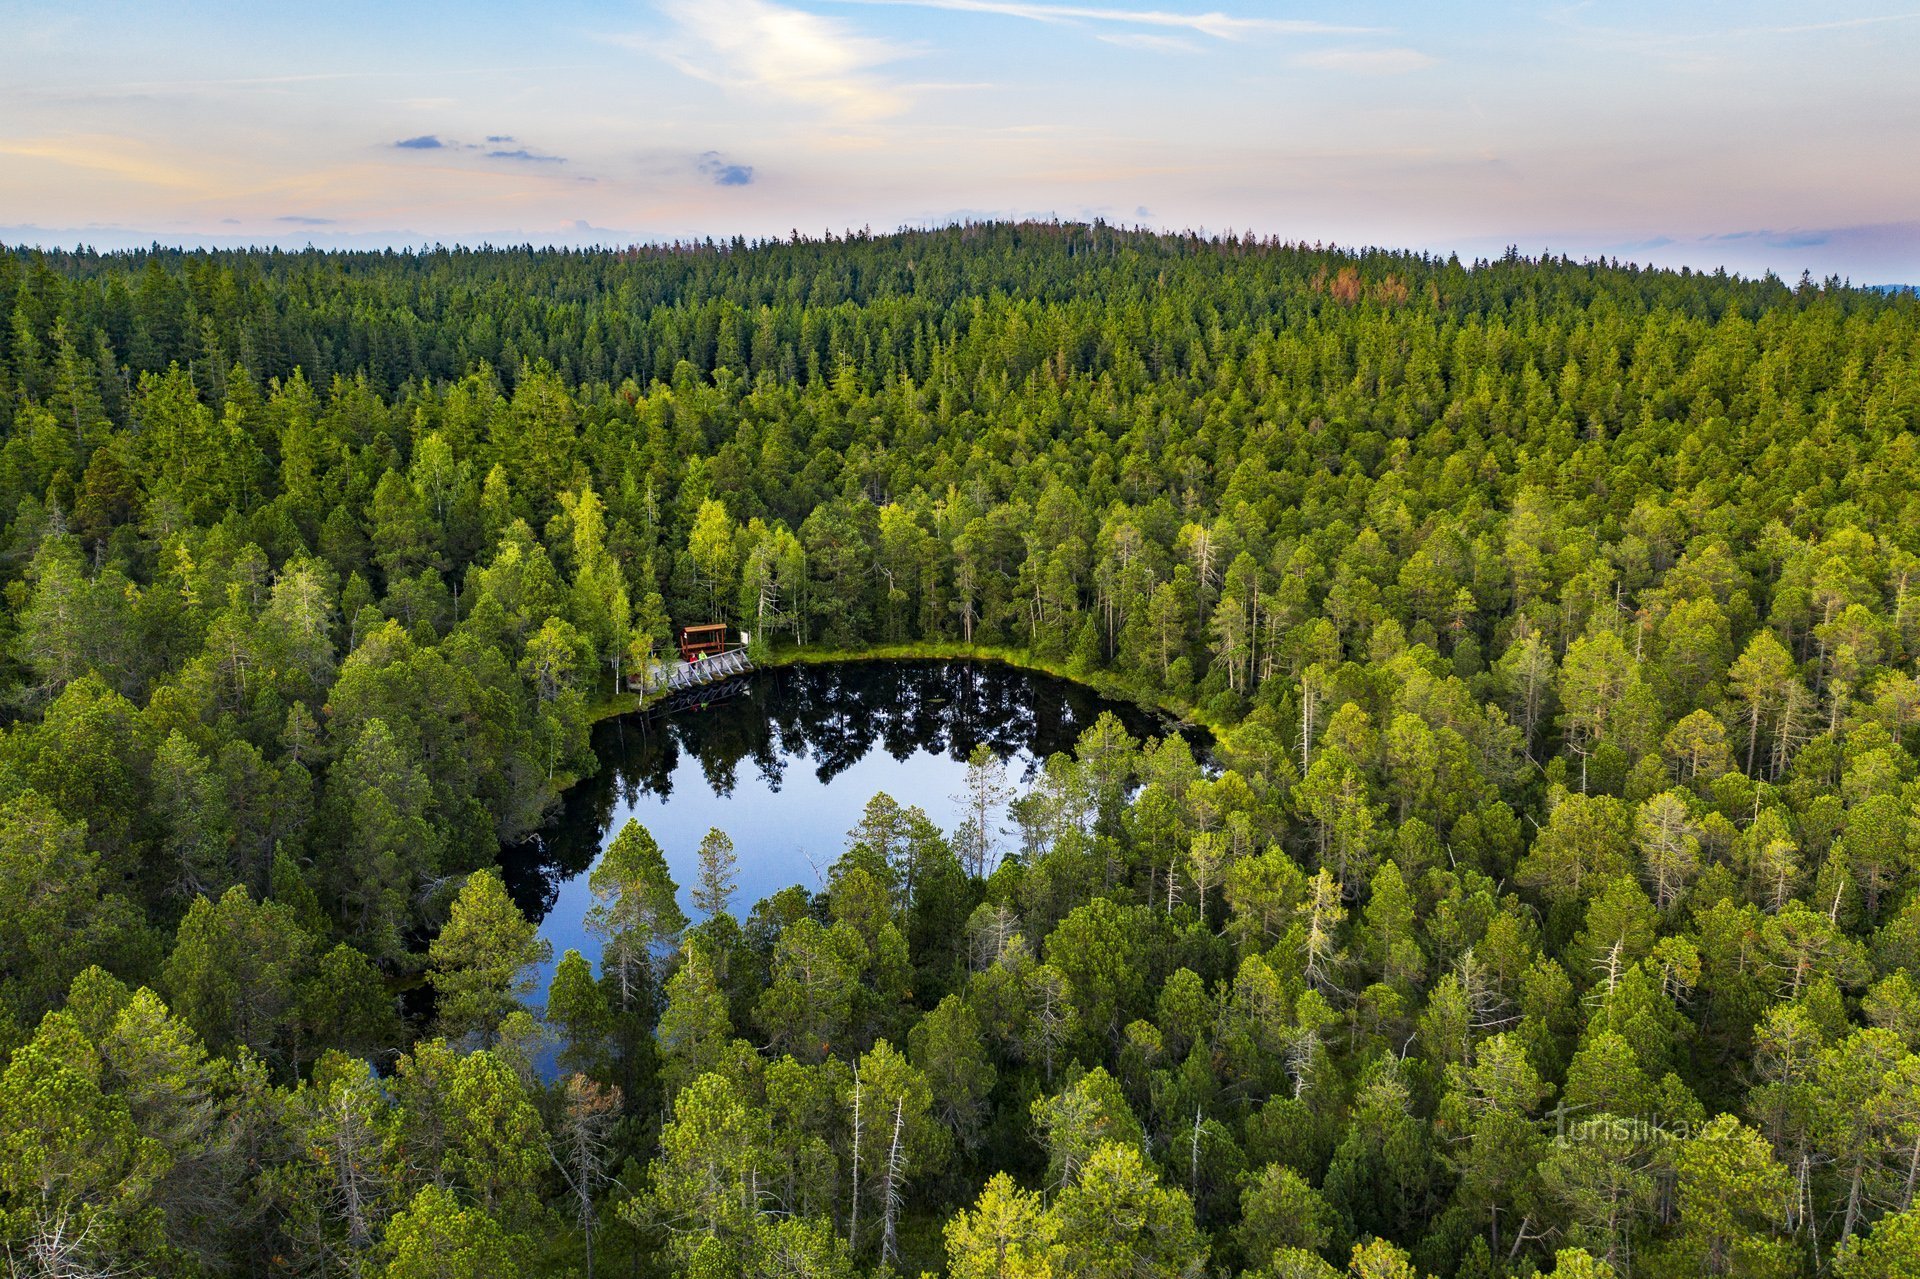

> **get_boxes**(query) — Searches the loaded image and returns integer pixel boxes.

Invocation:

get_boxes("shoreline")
[587,641,1234,749]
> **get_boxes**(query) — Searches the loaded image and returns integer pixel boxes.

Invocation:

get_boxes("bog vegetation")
[2,223,1920,1279]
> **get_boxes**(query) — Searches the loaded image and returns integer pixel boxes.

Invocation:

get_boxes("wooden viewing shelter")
[629,624,753,695]
[677,623,736,663]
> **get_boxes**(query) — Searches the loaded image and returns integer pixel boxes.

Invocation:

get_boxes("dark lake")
[499,659,1205,997]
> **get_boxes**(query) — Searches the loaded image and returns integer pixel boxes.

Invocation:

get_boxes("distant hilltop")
[1868,282,1916,294]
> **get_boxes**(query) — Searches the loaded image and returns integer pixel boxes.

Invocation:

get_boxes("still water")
[499,660,1202,995]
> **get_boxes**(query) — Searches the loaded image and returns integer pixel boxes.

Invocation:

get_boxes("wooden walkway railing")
[630,648,754,694]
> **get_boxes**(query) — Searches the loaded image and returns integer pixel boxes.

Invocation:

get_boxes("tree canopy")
[1,222,1919,1278]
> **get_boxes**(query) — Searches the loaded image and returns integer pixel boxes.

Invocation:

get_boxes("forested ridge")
[3,222,1920,1279]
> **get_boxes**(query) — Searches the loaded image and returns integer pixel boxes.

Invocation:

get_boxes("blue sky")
[3,1,1918,279]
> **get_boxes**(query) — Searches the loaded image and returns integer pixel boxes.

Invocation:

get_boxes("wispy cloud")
[6,67,598,105]
[391,134,565,163]
[276,215,336,225]
[1291,47,1436,75]
[830,0,1374,40]
[1543,8,1920,68]
[1748,12,1920,35]
[625,0,912,122]
[0,135,213,190]
[1098,32,1201,53]
[698,151,757,186]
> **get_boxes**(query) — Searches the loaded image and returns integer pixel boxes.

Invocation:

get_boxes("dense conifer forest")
[4,222,1920,1279]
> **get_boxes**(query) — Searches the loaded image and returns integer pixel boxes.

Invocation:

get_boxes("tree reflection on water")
[499,660,1205,927]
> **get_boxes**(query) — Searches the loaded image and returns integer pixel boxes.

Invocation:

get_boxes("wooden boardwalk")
[630,648,755,695]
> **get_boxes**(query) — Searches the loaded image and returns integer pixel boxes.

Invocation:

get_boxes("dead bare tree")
[879,1098,908,1269]
[551,1074,622,1279]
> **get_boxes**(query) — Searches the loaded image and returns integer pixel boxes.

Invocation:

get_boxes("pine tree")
[586,820,687,1015]
[692,827,739,918]
[428,868,550,1044]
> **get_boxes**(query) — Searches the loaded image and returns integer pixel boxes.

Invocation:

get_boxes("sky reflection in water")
[500,660,1201,994]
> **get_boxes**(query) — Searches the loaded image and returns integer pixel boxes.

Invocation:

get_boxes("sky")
[3,0,1918,280]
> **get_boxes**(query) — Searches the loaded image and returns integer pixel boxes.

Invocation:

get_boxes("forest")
[2,221,1920,1279]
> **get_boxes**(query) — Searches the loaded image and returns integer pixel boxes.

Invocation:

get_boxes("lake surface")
[499,659,1203,995]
